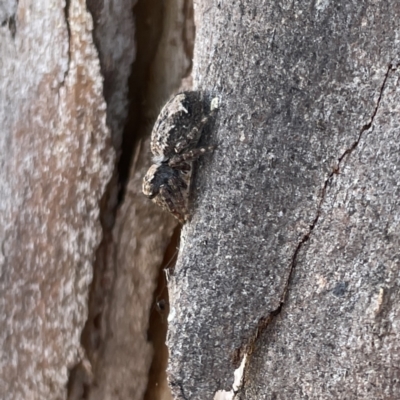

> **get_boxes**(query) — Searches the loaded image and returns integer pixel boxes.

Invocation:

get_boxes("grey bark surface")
[0,1,114,399]
[243,67,400,399]
[167,1,400,399]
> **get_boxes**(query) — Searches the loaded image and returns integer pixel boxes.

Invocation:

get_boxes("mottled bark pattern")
[0,1,114,399]
[167,1,400,399]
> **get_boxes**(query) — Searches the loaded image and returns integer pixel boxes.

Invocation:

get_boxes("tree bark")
[2,1,400,400]
[0,1,114,399]
[167,1,400,399]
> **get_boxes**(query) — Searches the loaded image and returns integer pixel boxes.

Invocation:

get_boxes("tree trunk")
[2,1,400,400]
[0,1,115,399]
[167,1,400,399]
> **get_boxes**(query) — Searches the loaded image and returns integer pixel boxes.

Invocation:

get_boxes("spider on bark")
[142,91,218,223]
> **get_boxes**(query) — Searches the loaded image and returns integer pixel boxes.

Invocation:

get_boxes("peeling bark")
[80,1,194,400]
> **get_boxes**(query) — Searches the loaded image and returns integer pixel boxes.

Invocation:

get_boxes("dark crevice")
[336,64,393,165]
[68,0,196,398]
[117,0,165,204]
[68,0,195,397]
[144,225,181,400]
[240,63,393,388]
[68,0,166,397]
[67,360,92,400]
[63,0,71,83]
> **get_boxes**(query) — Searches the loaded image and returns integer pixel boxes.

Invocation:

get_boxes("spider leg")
[178,162,191,173]
[167,174,190,215]
[169,145,215,168]
[174,127,200,154]
[174,111,216,154]
[158,185,189,223]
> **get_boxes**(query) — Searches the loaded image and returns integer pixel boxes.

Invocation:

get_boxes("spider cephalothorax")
[142,91,218,223]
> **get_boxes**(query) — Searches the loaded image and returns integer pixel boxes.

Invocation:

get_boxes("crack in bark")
[8,14,16,38]
[62,0,71,85]
[171,380,189,400]
[238,63,394,393]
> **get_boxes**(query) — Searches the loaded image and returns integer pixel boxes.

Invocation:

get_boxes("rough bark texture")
[167,1,400,399]
[3,1,399,399]
[243,66,400,399]
[0,1,114,399]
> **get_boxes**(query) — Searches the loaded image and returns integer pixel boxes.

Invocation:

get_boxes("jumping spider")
[142,91,218,223]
